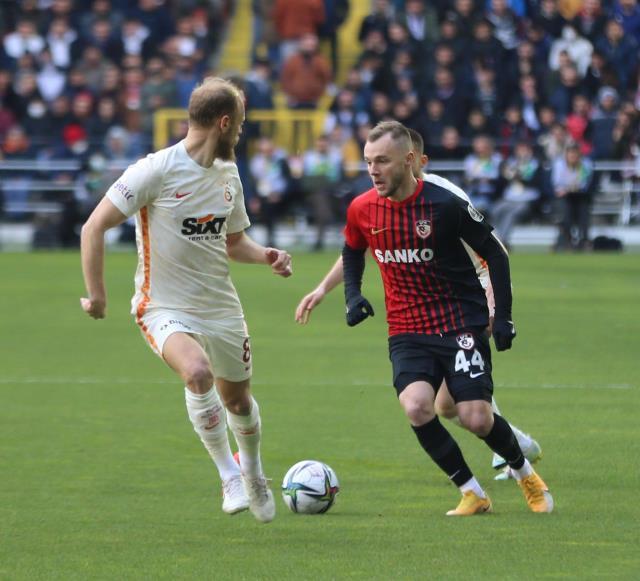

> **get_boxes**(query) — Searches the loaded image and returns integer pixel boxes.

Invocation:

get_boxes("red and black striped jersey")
[344,178,494,336]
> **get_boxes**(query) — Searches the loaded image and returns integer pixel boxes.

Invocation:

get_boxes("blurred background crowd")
[0,0,639,251]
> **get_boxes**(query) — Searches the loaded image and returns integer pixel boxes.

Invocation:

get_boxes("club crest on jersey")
[223,182,233,203]
[456,332,475,350]
[415,219,431,239]
[467,204,484,222]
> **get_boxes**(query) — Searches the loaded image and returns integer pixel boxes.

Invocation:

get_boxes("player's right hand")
[492,318,516,351]
[345,294,374,327]
[295,289,325,324]
[80,297,106,319]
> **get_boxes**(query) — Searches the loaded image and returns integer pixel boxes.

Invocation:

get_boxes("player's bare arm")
[80,196,128,319]
[226,231,292,277]
[295,257,344,324]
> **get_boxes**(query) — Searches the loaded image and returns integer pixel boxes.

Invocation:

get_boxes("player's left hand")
[346,294,374,326]
[265,248,292,277]
[492,318,516,351]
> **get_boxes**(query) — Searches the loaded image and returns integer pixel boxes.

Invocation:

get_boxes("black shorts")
[388,329,493,403]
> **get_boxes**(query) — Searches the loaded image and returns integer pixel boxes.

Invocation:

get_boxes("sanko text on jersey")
[374,248,434,264]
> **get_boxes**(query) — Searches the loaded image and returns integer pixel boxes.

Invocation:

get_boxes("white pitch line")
[0,378,635,389]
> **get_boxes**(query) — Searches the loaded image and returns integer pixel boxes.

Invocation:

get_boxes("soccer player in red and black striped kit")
[342,121,553,515]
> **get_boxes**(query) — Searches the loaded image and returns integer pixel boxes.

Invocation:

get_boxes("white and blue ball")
[281,460,340,514]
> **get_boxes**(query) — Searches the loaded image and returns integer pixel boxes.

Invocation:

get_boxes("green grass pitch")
[1,249,638,580]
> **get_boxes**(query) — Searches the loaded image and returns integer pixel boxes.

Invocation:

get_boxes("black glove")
[346,294,374,327]
[492,318,516,351]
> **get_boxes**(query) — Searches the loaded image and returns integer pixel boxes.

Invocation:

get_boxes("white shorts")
[137,309,252,382]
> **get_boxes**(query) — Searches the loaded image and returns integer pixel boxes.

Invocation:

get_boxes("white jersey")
[106,141,251,321]
[423,172,493,303]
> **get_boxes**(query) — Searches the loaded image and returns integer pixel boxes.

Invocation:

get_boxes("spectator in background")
[45,16,81,71]
[552,143,594,251]
[612,0,640,44]
[472,64,502,132]
[324,88,369,141]
[244,58,275,111]
[87,96,121,148]
[301,134,343,250]
[498,103,533,157]
[571,0,607,44]
[539,121,572,166]
[446,0,479,41]
[1,125,36,220]
[461,108,493,144]
[358,0,394,44]
[273,0,325,66]
[549,25,593,78]
[468,18,505,74]
[517,74,544,135]
[582,50,620,100]
[127,0,174,47]
[139,56,177,134]
[492,141,542,248]
[251,0,279,65]
[248,136,292,247]
[414,98,446,150]
[280,33,332,109]
[430,125,466,165]
[463,134,503,215]
[396,0,439,59]
[3,18,46,64]
[531,0,566,39]
[595,18,639,91]
[79,0,124,40]
[318,0,350,75]
[120,18,152,62]
[549,63,583,119]
[565,93,593,155]
[76,45,111,94]
[590,86,620,160]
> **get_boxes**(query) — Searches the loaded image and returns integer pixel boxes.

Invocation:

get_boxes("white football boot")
[242,475,276,523]
[222,474,249,514]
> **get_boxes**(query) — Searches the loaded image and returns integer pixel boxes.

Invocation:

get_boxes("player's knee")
[183,363,214,393]
[458,408,492,436]
[400,396,435,425]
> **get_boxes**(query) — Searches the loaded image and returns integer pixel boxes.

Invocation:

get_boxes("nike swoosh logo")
[370,227,388,235]
[175,192,192,199]
[469,371,485,378]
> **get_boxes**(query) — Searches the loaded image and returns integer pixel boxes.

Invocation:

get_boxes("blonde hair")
[188,77,242,128]
[367,120,412,151]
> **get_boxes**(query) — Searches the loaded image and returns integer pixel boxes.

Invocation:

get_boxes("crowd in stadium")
[0,0,639,250]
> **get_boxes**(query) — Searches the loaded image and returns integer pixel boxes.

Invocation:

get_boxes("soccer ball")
[281,460,340,514]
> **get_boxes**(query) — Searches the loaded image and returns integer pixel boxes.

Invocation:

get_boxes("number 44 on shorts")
[454,349,485,377]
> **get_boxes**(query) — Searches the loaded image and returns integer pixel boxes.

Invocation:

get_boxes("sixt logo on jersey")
[181,214,227,237]
[374,248,434,264]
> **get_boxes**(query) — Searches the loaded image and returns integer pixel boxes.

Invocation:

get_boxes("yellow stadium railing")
[154,107,328,154]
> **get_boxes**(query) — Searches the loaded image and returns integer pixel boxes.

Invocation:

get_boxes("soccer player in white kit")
[295,128,542,479]
[80,78,290,523]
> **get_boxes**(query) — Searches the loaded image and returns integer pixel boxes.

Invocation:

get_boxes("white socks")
[226,397,263,479]
[460,477,487,499]
[185,387,239,481]
[511,458,534,480]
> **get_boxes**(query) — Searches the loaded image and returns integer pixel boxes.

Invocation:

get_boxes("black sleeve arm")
[342,243,367,302]
[473,234,513,321]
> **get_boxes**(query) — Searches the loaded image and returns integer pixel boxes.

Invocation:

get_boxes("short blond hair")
[188,77,242,128]
[367,120,412,151]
